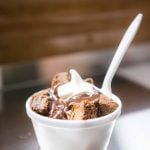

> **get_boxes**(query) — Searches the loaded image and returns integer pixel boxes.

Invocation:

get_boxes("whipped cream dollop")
[57,69,99,101]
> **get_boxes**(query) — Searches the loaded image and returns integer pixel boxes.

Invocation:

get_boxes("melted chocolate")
[48,89,101,119]
[68,89,100,103]
[31,86,118,120]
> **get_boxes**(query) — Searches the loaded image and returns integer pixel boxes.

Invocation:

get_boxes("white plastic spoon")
[101,13,143,98]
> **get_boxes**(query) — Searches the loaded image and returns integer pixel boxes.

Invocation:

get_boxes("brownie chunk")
[99,94,118,116]
[66,100,98,120]
[51,72,71,92]
[31,89,51,115]
[32,96,50,115]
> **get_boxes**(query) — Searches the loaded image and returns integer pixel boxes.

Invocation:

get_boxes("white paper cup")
[26,93,121,150]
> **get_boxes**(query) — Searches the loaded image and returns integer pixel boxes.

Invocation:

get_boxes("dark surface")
[0,76,150,150]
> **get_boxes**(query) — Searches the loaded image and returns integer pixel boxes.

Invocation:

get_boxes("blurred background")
[0,0,150,88]
[0,0,150,150]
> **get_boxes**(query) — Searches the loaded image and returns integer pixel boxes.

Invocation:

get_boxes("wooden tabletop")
[0,75,150,150]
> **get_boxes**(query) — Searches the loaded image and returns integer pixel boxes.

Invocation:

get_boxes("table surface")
[0,76,150,150]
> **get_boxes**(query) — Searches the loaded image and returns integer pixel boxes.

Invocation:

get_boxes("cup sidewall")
[31,119,116,150]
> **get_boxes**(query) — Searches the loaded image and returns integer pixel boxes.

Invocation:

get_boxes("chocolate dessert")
[31,70,118,120]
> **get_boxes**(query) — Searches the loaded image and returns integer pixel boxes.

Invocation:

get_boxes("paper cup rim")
[26,93,121,128]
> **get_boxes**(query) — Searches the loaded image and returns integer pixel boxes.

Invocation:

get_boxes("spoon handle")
[101,13,143,97]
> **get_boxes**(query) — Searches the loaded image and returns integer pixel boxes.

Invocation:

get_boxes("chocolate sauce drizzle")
[48,88,102,119]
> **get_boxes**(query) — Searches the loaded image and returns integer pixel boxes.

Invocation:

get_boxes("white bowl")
[26,93,121,150]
